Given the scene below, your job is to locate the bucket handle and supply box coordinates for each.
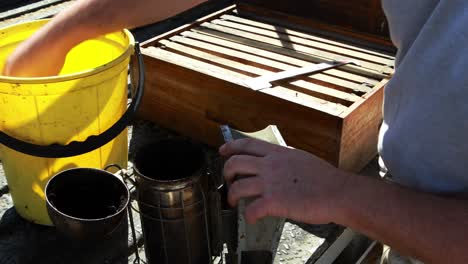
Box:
[103,164,142,264]
[0,43,145,158]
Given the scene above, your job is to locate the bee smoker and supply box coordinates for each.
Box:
[133,132,284,264]
[133,139,212,264]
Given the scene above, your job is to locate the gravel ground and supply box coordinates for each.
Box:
[275,223,326,264]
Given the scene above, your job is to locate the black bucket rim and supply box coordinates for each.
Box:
[45,167,130,223]
[133,138,206,187]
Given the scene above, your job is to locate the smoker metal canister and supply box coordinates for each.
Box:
[133,139,211,264]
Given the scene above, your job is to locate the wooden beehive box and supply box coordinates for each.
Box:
[138,3,395,172]
[236,0,392,41]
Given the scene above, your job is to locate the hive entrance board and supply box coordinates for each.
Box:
[138,4,395,172]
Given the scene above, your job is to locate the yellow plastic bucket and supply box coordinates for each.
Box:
[0,20,143,225]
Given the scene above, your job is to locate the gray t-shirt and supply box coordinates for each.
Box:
[378,0,468,193]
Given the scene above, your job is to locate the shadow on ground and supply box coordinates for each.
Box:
[0,208,128,264]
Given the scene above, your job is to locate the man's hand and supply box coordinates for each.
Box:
[220,138,468,263]
[219,138,348,225]
[3,27,70,77]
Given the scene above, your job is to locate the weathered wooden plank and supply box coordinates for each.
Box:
[220,14,394,60]
[200,21,392,74]
[235,3,396,53]
[0,1,72,28]
[193,25,390,79]
[185,30,375,93]
[0,0,66,20]
[160,39,360,105]
[143,46,348,116]
[236,0,389,38]
[244,61,353,90]
[168,36,289,72]
[140,4,236,47]
[338,79,388,172]
[143,46,247,83]
[181,31,379,86]
[168,34,371,94]
[278,80,358,106]
[213,18,393,65]
[160,39,264,76]
[264,86,348,116]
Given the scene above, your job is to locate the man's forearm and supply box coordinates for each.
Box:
[42,0,207,48]
[336,173,468,263]
[3,0,207,76]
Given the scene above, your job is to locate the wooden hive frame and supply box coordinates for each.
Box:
[138,4,395,172]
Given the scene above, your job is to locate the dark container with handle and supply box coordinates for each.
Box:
[45,168,130,240]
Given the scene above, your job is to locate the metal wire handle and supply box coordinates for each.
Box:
[0,43,145,158]
[104,164,142,264]
[106,158,217,264]
[127,180,213,264]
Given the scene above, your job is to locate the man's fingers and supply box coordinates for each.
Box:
[223,155,262,184]
[244,197,274,224]
[228,176,264,207]
[219,138,282,157]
